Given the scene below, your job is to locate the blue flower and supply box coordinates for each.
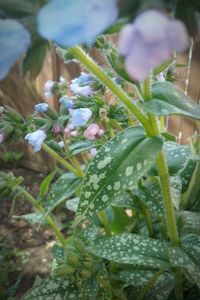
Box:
[59,96,74,109]
[71,108,92,126]
[77,73,92,85]
[37,0,118,46]
[0,19,30,81]
[25,129,47,152]
[34,103,49,113]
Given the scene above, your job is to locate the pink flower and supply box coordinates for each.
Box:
[84,123,104,140]
[84,123,99,140]
[118,10,189,81]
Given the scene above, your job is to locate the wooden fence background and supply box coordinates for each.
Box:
[0,41,200,173]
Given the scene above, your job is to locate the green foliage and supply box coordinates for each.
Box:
[74,126,163,226]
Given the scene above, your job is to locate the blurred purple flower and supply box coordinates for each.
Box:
[0,19,30,81]
[25,129,47,152]
[37,0,118,46]
[156,72,166,82]
[34,103,49,113]
[52,122,61,134]
[90,148,97,157]
[118,10,189,81]
[44,80,55,98]
[71,108,92,126]
[0,132,4,144]
[59,96,74,109]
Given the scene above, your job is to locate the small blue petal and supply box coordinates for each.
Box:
[37,0,118,46]
[71,108,92,126]
[25,129,46,152]
[0,19,30,80]
[34,103,49,113]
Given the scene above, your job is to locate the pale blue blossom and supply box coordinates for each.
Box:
[34,103,49,113]
[118,10,189,81]
[0,19,30,80]
[25,129,47,152]
[70,73,93,96]
[37,0,118,46]
[59,96,74,109]
[71,108,92,126]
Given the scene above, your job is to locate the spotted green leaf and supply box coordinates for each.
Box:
[169,247,200,289]
[116,270,157,286]
[150,141,191,176]
[43,173,81,220]
[180,158,196,192]
[22,276,83,300]
[139,272,174,300]
[142,81,200,120]
[178,211,200,235]
[86,234,170,269]
[70,140,102,155]
[74,126,163,226]
[181,234,200,268]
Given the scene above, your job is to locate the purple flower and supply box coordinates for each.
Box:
[59,96,74,109]
[84,123,100,140]
[71,108,92,126]
[0,19,30,81]
[34,103,49,113]
[118,10,189,81]
[37,0,118,46]
[25,129,47,152]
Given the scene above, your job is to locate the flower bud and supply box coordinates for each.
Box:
[59,96,74,109]
[99,108,107,120]
[34,103,49,113]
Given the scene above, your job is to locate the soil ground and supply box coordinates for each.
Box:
[0,166,56,299]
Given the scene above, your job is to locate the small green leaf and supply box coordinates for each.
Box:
[169,247,200,289]
[86,234,170,269]
[43,173,81,219]
[142,82,200,120]
[13,212,47,225]
[39,170,56,197]
[22,276,83,300]
[181,234,200,268]
[23,40,49,78]
[74,126,163,226]
[66,197,80,212]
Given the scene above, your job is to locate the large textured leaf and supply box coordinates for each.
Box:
[74,126,163,226]
[169,247,200,289]
[22,276,83,300]
[70,140,102,155]
[142,82,200,120]
[43,173,81,219]
[180,158,196,192]
[86,233,170,269]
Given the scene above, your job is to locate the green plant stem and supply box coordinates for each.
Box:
[69,46,152,136]
[63,137,85,178]
[98,211,112,236]
[110,119,123,131]
[136,269,164,300]
[142,206,154,238]
[20,188,66,246]
[42,143,81,177]
[174,267,184,300]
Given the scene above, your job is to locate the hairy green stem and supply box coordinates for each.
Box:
[20,188,66,246]
[42,143,81,177]
[98,211,112,236]
[142,206,154,238]
[69,46,152,136]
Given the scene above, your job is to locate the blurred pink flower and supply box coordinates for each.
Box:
[84,123,99,140]
[118,10,189,81]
